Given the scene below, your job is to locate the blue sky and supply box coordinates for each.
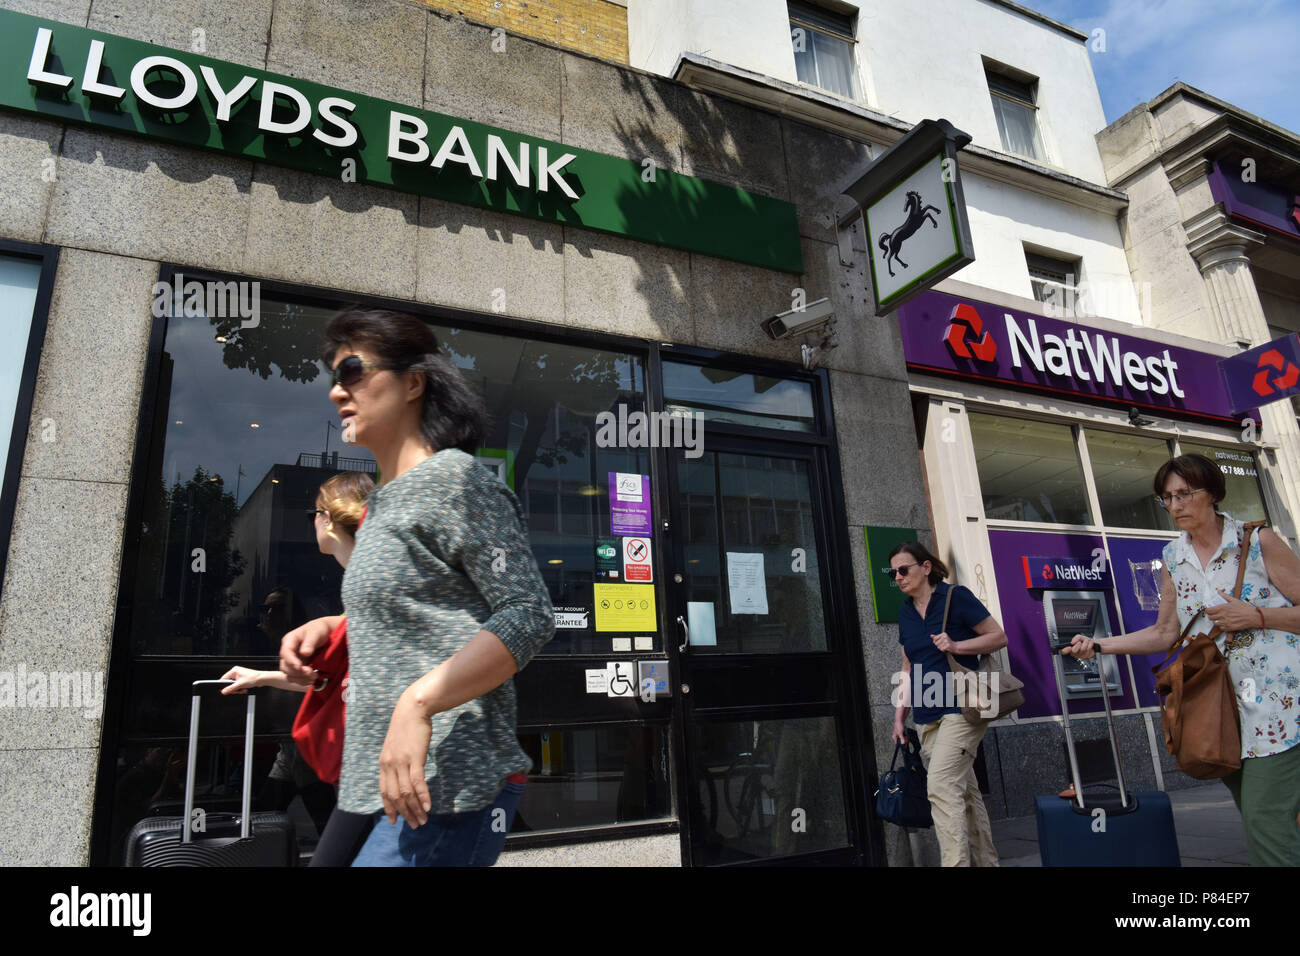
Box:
[1030,0,1300,134]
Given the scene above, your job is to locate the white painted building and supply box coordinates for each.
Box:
[629,0,1142,322]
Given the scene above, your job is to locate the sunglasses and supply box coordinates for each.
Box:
[885,564,921,579]
[306,508,328,524]
[330,355,394,388]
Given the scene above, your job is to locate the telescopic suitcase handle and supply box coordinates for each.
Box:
[1048,628,1129,812]
[183,680,260,844]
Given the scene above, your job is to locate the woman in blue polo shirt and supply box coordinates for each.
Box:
[889,541,1008,867]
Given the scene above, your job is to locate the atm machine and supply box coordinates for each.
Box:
[1041,590,1121,697]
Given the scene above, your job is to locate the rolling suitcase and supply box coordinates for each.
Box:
[1034,642,1180,866]
[124,680,298,866]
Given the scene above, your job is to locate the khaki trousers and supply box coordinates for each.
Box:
[919,713,999,867]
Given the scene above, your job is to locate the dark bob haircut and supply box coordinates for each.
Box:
[321,308,488,455]
[1152,453,1226,506]
[887,540,949,586]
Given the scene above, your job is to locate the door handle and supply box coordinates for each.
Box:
[677,615,689,653]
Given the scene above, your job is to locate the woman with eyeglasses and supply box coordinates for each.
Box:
[889,541,1007,866]
[221,470,376,866]
[889,538,1008,868]
[1063,453,1300,865]
[279,308,554,867]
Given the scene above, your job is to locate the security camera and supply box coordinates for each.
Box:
[762,297,835,340]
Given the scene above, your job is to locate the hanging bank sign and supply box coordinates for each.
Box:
[0,10,801,273]
[899,290,1254,426]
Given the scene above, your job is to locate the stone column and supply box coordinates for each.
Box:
[1187,210,1300,541]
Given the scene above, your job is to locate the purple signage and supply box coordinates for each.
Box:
[898,290,1254,425]
[1208,160,1300,241]
[608,471,652,536]
[987,529,1138,719]
[1220,332,1300,416]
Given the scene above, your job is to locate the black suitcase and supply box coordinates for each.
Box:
[124,680,298,866]
[1034,641,1181,866]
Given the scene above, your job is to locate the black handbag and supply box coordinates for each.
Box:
[875,731,933,828]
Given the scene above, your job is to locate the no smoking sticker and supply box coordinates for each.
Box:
[623,536,653,582]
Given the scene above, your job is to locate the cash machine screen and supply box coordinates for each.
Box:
[1053,600,1099,635]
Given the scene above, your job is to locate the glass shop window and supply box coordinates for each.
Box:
[1083,429,1176,532]
[1178,442,1269,523]
[444,329,650,655]
[0,251,45,590]
[969,412,1092,525]
[662,361,816,432]
[514,725,673,831]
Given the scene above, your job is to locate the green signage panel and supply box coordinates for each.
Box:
[0,10,802,273]
[864,525,918,623]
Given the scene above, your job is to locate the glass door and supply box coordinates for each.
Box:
[665,435,858,865]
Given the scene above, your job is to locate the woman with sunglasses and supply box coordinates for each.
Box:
[280,308,554,867]
[889,541,1007,866]
[1063,453,1300,865]
[221,470,377,866]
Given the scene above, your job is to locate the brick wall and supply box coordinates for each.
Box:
[415,0,629,63]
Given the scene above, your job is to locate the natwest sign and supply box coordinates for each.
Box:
[899,290,1252,426]
[1021,556,1112,589]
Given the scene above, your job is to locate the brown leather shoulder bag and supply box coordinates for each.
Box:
[1151,520,1265,779]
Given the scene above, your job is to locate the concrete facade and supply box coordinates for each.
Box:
[0,0,923,866]
[1096,83,1300,544]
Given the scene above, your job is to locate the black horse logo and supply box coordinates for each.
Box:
[878,190,942,277]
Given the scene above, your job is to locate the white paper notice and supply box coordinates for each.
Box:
[726,552,769,615]
[585,669,609,694]
[687,601,717,646]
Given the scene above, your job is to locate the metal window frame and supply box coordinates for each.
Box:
[0,239,59,596]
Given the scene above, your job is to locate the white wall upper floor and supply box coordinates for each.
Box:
[629,0,1139,322]
[630,0,1108,181]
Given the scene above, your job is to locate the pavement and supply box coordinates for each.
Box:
[992,781,1251,866]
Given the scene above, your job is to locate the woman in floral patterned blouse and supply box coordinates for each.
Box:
[1063,453,1300,865]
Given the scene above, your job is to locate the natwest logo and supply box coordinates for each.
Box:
[1253,349,1300,397]
[1005,315,1186,398]
[944,303,997,362]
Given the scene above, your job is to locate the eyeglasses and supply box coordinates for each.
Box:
[306,508,328,524]
[330,355,393,389]
[885,564,920,579]
[1154,488,1206,509]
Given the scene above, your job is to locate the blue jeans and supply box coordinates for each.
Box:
[351,780,523,867]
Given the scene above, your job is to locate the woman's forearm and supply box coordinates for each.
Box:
[954,630,1008,655]
[1096,625,1171,656]
[1257,604,1300,633]
[408,628,518,717]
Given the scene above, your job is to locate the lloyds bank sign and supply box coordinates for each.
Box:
[0,9,802,273]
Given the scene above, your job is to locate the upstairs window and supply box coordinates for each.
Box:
[1026,250,1082,313]
[790,2,858,100]
[986,65,1045,161]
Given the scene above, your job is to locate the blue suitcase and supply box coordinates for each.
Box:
[1035,643,1181,866]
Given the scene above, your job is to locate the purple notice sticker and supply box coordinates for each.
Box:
[609,472,652,536]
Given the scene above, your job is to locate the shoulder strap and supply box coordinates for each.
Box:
[940,582,978,674]
[1165,520,1266,654]
[1232,521,1266,599]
